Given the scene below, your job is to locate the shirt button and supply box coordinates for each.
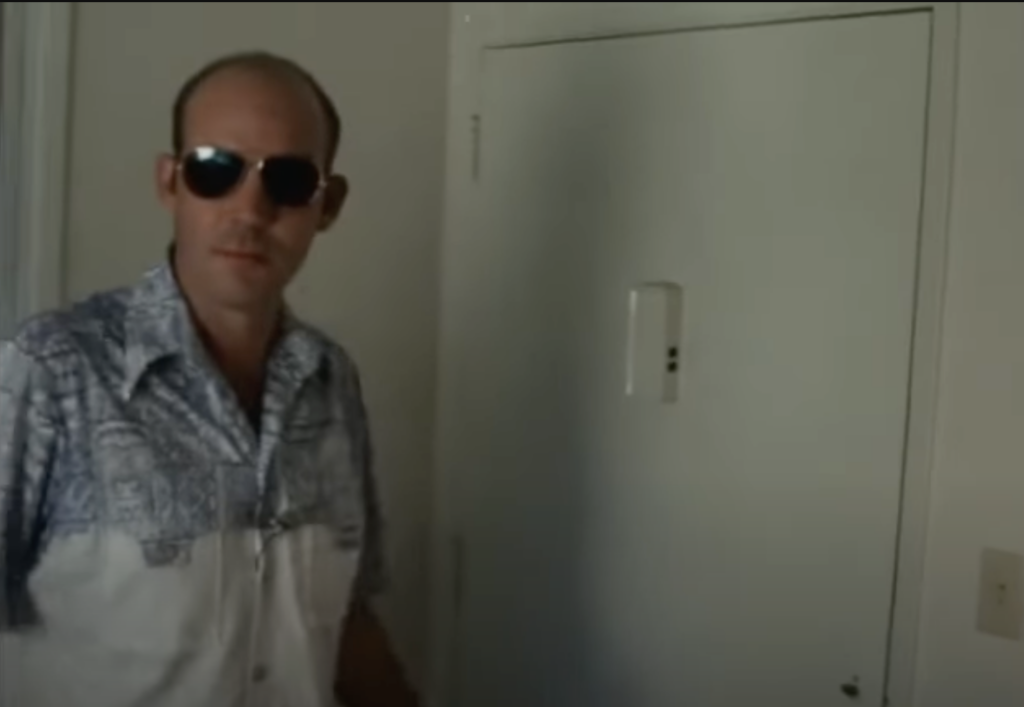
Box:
[252,665,269,683]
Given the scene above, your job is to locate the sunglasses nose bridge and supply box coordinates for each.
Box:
[231,160,278,223]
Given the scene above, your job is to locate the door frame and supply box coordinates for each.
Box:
[428,3,959,706]
[0,1,74,336]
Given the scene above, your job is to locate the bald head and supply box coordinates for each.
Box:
[156,51,350,319]
[172,52,341,167]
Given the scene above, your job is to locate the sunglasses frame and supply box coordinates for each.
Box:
[175,145,329,206]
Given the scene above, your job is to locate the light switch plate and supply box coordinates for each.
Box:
[976,548,1024,641]
[624,282,683,403]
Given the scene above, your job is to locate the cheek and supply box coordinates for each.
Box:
[176,201,225,243]
[273,213,321,260]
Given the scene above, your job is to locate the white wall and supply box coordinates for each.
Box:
[64,1,449,686]
[915,3,1024,705]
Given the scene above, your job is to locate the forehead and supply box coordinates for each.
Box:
[182,68,327,162]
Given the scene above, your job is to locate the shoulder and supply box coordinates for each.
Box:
[6,285,133,382]
[288,319,374,443]
[294,318,367,397]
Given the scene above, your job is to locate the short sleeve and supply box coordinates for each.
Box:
[344,365,387,600]
[355,441,387,599]
[0,341,60,630]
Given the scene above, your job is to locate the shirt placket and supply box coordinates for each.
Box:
[242,443,280,707]
[244,527,273,707]
[243,356,309,707]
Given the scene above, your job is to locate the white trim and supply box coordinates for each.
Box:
[476,1,941,47]
[887,5,960,707]
[424,5,489,705]
[429,4,958,707]
[0,1,73,336]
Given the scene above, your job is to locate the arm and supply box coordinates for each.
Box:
[0,340,59,630]
[335,597,420,707]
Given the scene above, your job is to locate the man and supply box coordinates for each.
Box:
[0,51,420,707]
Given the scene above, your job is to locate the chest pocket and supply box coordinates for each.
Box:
[277,421,366,630]
[93,420,225,651]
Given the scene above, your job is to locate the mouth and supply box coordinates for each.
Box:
[213,248,269,265]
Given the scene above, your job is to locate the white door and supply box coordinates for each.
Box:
[449,11,930,707]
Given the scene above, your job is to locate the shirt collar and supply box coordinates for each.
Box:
[122,258,328,400]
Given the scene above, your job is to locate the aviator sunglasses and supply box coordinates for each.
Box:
[177,146,327,207]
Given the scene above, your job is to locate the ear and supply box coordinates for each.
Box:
[156,153,179,212]
[317,175,349,232]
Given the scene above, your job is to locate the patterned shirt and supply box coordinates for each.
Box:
[0,261,384,707]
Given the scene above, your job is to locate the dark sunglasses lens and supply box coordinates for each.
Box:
[181,149,245,199]
[261,157,321,207]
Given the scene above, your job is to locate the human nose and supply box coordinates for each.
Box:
[231,167,275,226]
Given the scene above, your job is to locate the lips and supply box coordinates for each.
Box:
[214,248,268,264]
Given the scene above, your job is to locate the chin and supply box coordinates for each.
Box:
[214,286,281,313]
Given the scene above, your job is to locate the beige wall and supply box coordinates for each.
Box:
[65,1,449,685]
[915,3,1024,705]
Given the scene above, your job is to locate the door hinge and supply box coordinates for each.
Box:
[452,532,467,615]
[470,114,482,182]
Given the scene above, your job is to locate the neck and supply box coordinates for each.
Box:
[171,251,281,429]
[183,290,281,428]
[189,301,281,375]
[172,255,281,377]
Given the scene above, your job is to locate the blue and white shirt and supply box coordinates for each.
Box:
[0,261,385,707]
